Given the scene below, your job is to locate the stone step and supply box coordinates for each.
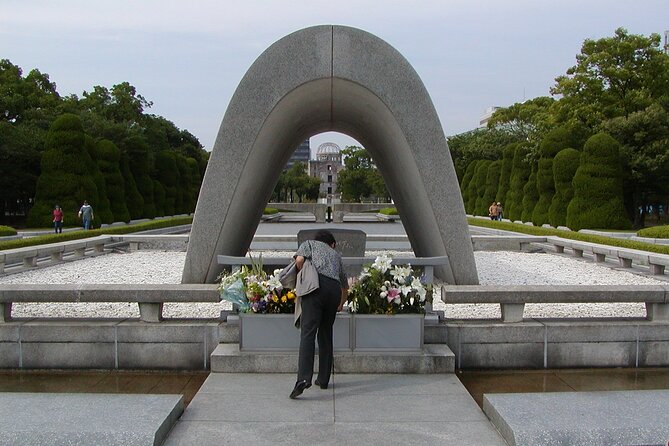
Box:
[210,343,455,374]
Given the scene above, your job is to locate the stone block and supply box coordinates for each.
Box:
[0,393,183,446]
[546,342,636,368]
[458,343,544,369]
[117,342,206,370]
[20,321,117,343]
[0,343,19,367]
[483,390,669,446]
[21,342,115,368]
[449,322,545,344]
[116,322,208,343]
[0,324,20,342]
[638,341,669,366]
[544,321,639,343]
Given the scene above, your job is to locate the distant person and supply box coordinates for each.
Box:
[78,201,94,230]
[52,205,63,234]
[496,202,503,221]
[488,201,498,220]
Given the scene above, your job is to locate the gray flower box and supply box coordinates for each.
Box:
[352,314,424,351]
[239,312,352,351]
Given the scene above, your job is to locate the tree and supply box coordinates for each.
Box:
[487,96,556,147]
[566,133,630,230]
[604,103,669,227]
[337,147,388,202]
[549,148,580,227]
[447,128,518,178]
[552,28,669,128]
[27,114,99,227]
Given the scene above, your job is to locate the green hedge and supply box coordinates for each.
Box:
[495,143,515,204]
[506,144,531,221]
[468,217,669,255]
[473,160,492,216]
[0,226,17,236]
[263,207,279,215]
[0,217,192,251]
[637,225,669,239]
[549,148,580,228]
[521,165,538,223]
[566,132,630,230]
[379,207,398,215]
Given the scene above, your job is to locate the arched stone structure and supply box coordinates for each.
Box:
[182,25,479,285]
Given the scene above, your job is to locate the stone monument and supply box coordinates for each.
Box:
[182,25,479,285]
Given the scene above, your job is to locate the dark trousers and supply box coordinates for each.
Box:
[297,274,341,385]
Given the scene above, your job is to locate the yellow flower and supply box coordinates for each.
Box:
[272,295,279,303]
[281,296,287,303]
[287,291,296,300]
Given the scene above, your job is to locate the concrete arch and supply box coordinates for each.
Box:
[182,25,478,285]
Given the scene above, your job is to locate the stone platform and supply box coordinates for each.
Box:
[210,343,455,374]
[0,393,184,445]
[483,389,669,446]
[164,373,506,445]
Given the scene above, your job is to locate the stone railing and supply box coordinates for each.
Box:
[0,236,114,274]
[0,283,219,323]
[0,234,189,274]
[217,254,450,284]
[546,236,669,275]
[440,284,669,323]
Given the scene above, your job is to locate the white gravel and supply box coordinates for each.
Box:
[1,250,664,319]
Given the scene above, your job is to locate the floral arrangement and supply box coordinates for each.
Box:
[348,253,432,314]
[218,257,296,314]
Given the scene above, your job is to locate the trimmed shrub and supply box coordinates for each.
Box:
[85,136,114,225]
[154,151,179,216]
[153,180,166,216]
[120,152,144,219]
[27,114,100,228]
[95,139,130,223]
[566,132,631,230]
[532,127,573,226]
[126,136,156,219]
[549,148,580,227]
[263,207,279,215]
[460,161,477,213]
[481,160,502,217]
[0,225,17,236]
[473,160,492,216]
[495,143,515,204]
[465,160,480,214]
[186,157,201,210]
[506,144,531,221]
[521,165,538,223]
[638,225,669,238]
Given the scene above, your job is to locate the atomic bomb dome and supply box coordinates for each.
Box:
[316,142,342,161]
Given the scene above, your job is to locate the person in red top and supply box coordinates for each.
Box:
[53,205,64,234]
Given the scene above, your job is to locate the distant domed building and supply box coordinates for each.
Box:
[309,142,344,201]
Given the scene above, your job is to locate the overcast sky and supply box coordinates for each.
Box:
[1,1,667,154]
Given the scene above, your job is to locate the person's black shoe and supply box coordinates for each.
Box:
[289,380,310,399]
[314,379,328,389]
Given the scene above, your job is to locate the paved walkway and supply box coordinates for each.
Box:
[164,373,507,445]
